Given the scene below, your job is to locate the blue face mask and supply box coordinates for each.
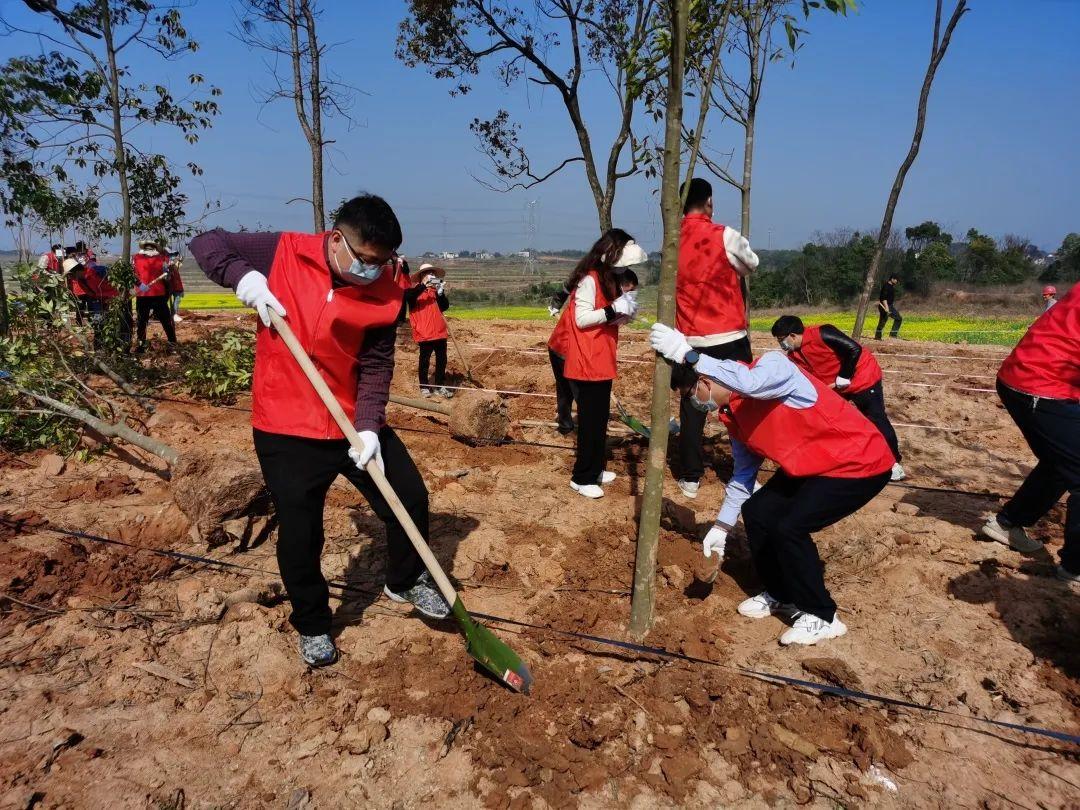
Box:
[334,232,384,285]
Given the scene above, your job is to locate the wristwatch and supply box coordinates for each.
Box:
[684,349,700,366]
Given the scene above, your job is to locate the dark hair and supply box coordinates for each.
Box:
[75,240,87,252]
[621,268,639,289]
[888,273,899,282]
[771,315,805,337]
[669,361,699,391]
[566,228,634,302]
[51,243,63,251]
[681,178,712,214]
[334,194,403,250]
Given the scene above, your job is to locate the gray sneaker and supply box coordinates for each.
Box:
[1055,565,1080,585]
[384,571,451,619]
[299,633,338,667]
[980,515,1041,553]
[437,386,454,399]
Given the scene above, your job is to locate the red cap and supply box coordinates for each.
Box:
[1042,285,1057,296]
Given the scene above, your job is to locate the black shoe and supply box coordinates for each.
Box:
[557,420,576,435]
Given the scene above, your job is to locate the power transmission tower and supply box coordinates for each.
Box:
[523,200,538,275]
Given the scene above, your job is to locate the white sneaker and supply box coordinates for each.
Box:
[173,314,183,323]
[890,463,906,481]
[597,471,617,485]
[421,388,432,398]
[737,591,793,619]
[779,613,848,646]
[980,516,1041,553]
[677,479,699,499]
[570,481,605,499]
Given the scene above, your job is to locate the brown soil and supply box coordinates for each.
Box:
[0,314,1076,809]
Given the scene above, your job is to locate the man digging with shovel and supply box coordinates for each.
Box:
[189,194,450,668]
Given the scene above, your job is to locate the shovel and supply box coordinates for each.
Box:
[613,395,651,439]
[445,319,480,387]
[267,310,532,694]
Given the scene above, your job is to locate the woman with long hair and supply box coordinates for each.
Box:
[561,228,647,498]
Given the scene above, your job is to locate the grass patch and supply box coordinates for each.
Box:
[183,292,245,310]
[449,305,552,320]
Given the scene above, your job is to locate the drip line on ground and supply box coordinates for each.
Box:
[6,520,1072,752]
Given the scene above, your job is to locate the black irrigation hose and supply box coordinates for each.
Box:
[6,521,1078,751]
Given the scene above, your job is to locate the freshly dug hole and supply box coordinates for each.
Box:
[447,390,510,442]
[171,449,274,546]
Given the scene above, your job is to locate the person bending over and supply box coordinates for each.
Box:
[189,194,450,668]
[652,323,894,646]
[771,315,904,481]
[981,283,1078,587]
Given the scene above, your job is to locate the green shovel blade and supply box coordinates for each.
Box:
[451,597,532,695]
[618,411,651,439]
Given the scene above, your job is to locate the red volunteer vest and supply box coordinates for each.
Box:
[251,232,404,440]
[133,253,169,297]
[719,361,894,479]
[563,271,618,382]
[85,266,119,300]
[64,260,92,297]
[167,264,184,293]
[675,214,747,338]
[790,326,881,395]
[409,286,449,343]
[998,283,1080,401]
[547,306,572,357]
[41,252,60,273]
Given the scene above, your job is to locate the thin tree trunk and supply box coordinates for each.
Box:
[300,0,325,231]
[0,261,8,336]
[100,1,131,265]
[628,0,688,638]
[851,0,966,339]
[10,382,179,466]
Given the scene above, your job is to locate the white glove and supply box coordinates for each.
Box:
[548,305,560,317]
[649,323,692,365]
[235,270,286,328]
[703,526,727,560]
[834,376,851,391]
[612,293,638,319]
[347,430,384,474]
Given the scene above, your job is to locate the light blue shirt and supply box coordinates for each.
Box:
[693,351,818,528]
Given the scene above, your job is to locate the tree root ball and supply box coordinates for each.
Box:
[447,390,510,442]
[171,449,274,547]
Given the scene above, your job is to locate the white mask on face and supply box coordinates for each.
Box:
[689,381,719,414]
[779,338,794,353]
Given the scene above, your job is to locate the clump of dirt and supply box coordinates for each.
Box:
[53,473,139,503]
[170,448,273,546]
[448,390,510,442]
[0,509,46,540]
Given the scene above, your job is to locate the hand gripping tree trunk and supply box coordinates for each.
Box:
[628,0,689,638]
[851,0,967,339]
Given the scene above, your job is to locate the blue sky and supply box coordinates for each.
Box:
[2,0,1078,254]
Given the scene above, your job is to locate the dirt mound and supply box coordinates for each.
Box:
[52,473,139,503]
[170,448,273,546]
[448,390,510,442]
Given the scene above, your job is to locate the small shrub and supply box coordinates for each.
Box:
[183,328,254,403]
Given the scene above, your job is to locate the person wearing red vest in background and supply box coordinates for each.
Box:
[674,178,758,500]
[132,240,177,353]
[189,195,450,669]
[562,230,647,499]
[405,263,452,398]
[771,315,905,482]
[549,268,639,436]
[981,284,1079,585]
[165,248,185,323]
[652,322,894,646]
[37,243,64,274]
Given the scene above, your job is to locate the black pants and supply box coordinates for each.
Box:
[549,349,577,430]
[253,427,428,636]
[571,379,612,485]
[678,336,753,483]
[135,295,177,345]
[875,305,902,339]
[742,469,891,622]
[997,381,1080,574]
[418,339,447,389]
[847,382,901,462]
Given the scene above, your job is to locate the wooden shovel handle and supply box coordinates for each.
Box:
[267,309,459,606]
